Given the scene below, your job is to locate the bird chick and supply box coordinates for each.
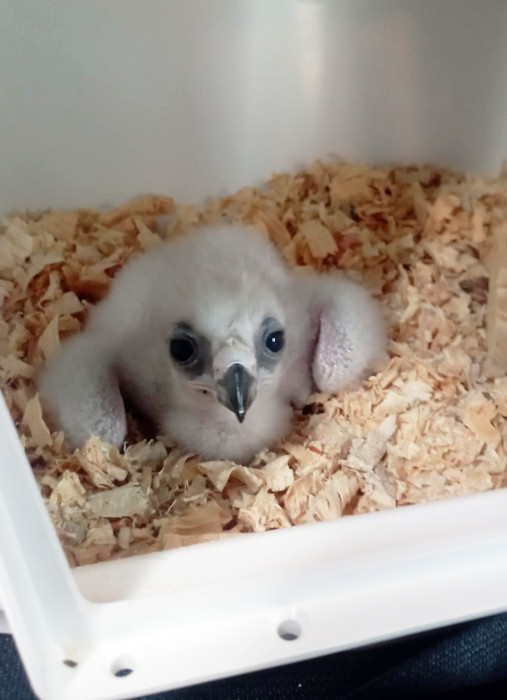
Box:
[39,224,386,463]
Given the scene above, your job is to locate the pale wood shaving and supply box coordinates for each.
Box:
[297,219,338,259]
[347,415,397,472]
[305,472,359,522]
[0,218,34,272]
[31,211,80,241]
[99,195,174,227]
[1,165,507,565]
[238,490,291,532]
[461,394,500,448]
[259,455,294,492]
[37,314,61,362]
[486,222,507,375]
[45,291,84,316]
[135,217,164,250]
[254,210,292,248]
[88,484,150,518]
[21,395,52,446]
[77,437,128,488]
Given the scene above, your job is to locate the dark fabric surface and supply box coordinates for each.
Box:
[1,612,507,700]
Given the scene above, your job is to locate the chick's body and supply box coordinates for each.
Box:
[39,225,385,463]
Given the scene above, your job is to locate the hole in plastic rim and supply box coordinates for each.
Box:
[111,654,136,678]
[63,659,78,668]
[115,668,133,678]
[277,619,302,641]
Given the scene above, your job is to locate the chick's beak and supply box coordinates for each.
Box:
[217,363,257,423]
[214,339,257,422]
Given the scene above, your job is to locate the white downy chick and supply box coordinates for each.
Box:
[39,224,386,463]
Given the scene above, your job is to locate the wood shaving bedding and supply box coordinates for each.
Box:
[1,164,507,567]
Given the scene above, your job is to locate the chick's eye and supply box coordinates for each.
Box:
[265,330,285,353]
[170,336,198,364]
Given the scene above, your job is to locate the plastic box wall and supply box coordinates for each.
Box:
[1,2,507,700]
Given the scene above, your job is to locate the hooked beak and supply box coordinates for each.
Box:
[214,338,258,422]
[216,363,257,423]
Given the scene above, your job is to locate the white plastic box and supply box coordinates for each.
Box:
[1,2,507,699]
